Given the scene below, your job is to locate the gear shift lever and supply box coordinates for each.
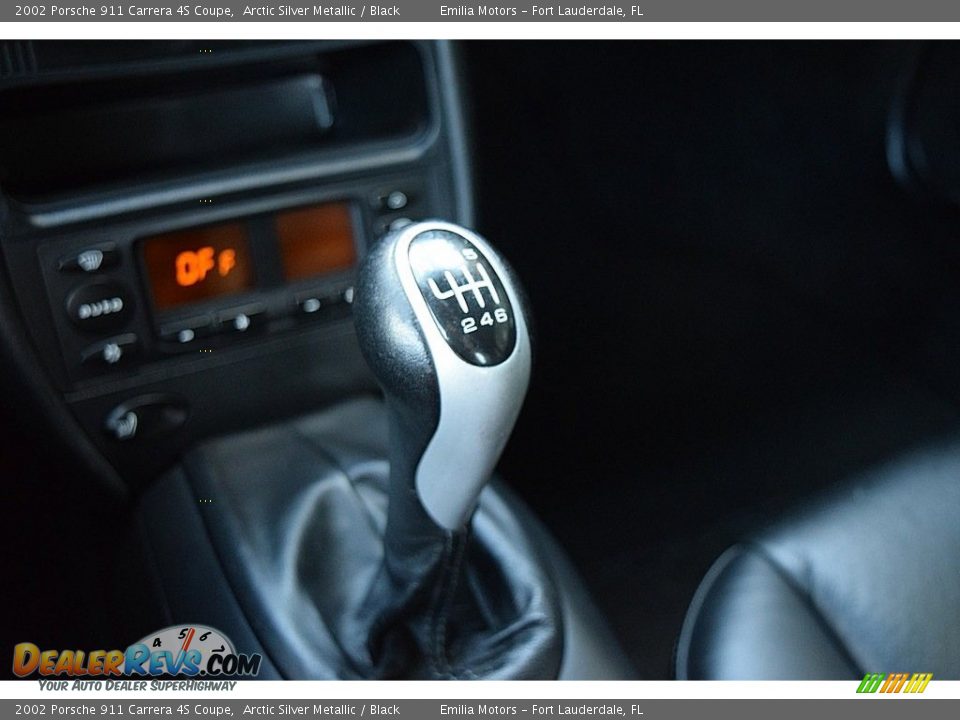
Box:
[354,220,531,530]
[151,223,628,678]
[353,220,536,674]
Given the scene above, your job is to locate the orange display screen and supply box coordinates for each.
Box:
[277,202,356,281]
[143,222,255,310]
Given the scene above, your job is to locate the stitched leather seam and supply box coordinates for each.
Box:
[429,531,469,679]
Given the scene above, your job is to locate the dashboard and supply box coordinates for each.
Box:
[0,40,472,485]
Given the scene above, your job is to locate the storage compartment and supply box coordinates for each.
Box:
[0,42,431,202]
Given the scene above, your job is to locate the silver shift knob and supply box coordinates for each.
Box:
[353,220,532,530]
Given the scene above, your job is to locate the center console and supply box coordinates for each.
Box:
[0,40,633,680]
[0,40,471,482]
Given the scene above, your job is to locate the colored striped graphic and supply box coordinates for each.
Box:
[857,672,932,694]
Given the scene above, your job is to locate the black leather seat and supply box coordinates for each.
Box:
[676,442,960,679]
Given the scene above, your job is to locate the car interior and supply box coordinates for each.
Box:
[1,40,958,680]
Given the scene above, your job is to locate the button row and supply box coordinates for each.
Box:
[159,304,266,346]
[60,253,137,373]
[157,286,353,347]
[372,185,423,236]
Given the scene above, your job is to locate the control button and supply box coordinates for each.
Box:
[104,394,188,442]
[297,287,353,316]
[159,317,213,345]
[107,409,139,440]
[376,215,420,237]
[59,245,120,273]
[297,292,326,315]
[374,189,411,212]
[217,305,265,334]
[300,296,322,314]
[65,281,132,333]
[80,333,138,368]
[389,217,414,232]
[385,191,408,211]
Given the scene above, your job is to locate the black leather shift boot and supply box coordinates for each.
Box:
[178,396,564,679]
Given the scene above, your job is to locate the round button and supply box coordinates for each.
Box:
[104,394,188,442]
[386,190,408,210]
[65,280,133,333]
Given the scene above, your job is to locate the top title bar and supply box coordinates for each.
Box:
[8,0,960,22]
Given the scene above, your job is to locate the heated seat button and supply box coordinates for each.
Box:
[104,394,188,442]
[66,281,132,332]
[81,333,138,368]
[58,245,120,273]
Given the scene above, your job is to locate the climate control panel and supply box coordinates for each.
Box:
[33,178,430,389]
